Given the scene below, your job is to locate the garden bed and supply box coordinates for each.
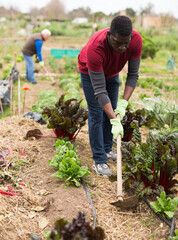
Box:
[0,114,176,239]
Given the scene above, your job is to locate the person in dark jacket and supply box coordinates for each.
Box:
[78,16,142,177]
[22,29,51,84]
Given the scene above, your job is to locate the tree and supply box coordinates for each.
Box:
[110,11,120,18]
[92,11,107,23]
[41,0,66,20]
[30,7,40,20]
[126,8,136,18]
[161,13,175,28]
[67,7,91,19]
[140,3,155,16]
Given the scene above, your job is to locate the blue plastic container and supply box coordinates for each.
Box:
[50,49,81,59]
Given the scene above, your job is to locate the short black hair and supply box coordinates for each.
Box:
[110,15,132,36]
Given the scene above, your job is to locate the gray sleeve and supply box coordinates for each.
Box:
[88,69,110,107]
[125,58,141,88]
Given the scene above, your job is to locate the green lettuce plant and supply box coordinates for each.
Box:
[150,191,178,219]
[49,138,90,187]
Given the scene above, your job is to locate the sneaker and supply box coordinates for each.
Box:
[31,81,39,84]
[92,163,112,177]
[106,150,117,162]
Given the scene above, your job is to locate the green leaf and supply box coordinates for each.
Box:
[165,211,174,219]
[73,178,81,187]
[160,191,166,202]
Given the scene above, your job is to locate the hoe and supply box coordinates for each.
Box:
[111,116,138,209]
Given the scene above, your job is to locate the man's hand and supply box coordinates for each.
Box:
[114,99,128,120]
[39,61,44,67]
[110,118,124,139]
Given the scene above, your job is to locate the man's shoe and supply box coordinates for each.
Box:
[31,81,38,84]
[106,150,117,162]
[92,163,112,177]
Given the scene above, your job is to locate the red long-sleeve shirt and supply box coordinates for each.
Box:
[78,28,142,78]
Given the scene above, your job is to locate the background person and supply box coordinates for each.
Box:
[78,15,142,177]
[22,29,51,84]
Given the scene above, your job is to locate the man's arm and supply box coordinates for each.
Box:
[123,85,134,100]
[88,70,116,119]
[123,58,141,100]
[102,102,116,119]
[35,40,43,61]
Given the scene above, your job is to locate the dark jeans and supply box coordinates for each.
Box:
[80,72,120,164]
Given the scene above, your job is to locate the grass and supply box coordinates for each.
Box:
[139,66,169,74]
[140,214,156,227]
[0,106,10,119]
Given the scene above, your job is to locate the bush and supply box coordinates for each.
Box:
[140,32,158,59]
[3,54,12,63]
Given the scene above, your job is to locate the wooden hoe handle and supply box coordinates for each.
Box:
[42,66,56,84]
[116,115,123,199]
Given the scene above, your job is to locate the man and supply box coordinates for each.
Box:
[78,16,142,177]
[22,29,51,84]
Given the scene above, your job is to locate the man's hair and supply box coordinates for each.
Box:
[41,29,51,36]
[110,15,132,36]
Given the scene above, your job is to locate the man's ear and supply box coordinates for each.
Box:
[107,30,111,38]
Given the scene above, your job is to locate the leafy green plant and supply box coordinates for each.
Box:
[63,55,76,73]
[48,55,58,72]
[149,191,178,219]
[1,64,12,79]
[44,212,105,240]
[59,74,82,100]
[53,157,90,187]
[140,32,158,59]
[135,98,178,129]
[153,87,163,97]
[121,108,154,142]
[31,90,58,114]
[122,129,178,196]
[42,94,88,140]
[139,93,150,100]
[49,138,90,187]
[16,55,24,62]
[140,81,152,89]
[3,54,12,63]
[49,139,81,169]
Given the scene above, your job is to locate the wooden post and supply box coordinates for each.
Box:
[23,90,26,114]
[10,79,13,116]
[0,99,3,115]
[13,100,16,115]
[22,83,29,114]
[18,75,21,115]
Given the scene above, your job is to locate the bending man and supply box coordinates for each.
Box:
[78,16,142,177]
[22,29,51,84]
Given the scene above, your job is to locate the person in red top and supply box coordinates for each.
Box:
[78,15,142,177]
